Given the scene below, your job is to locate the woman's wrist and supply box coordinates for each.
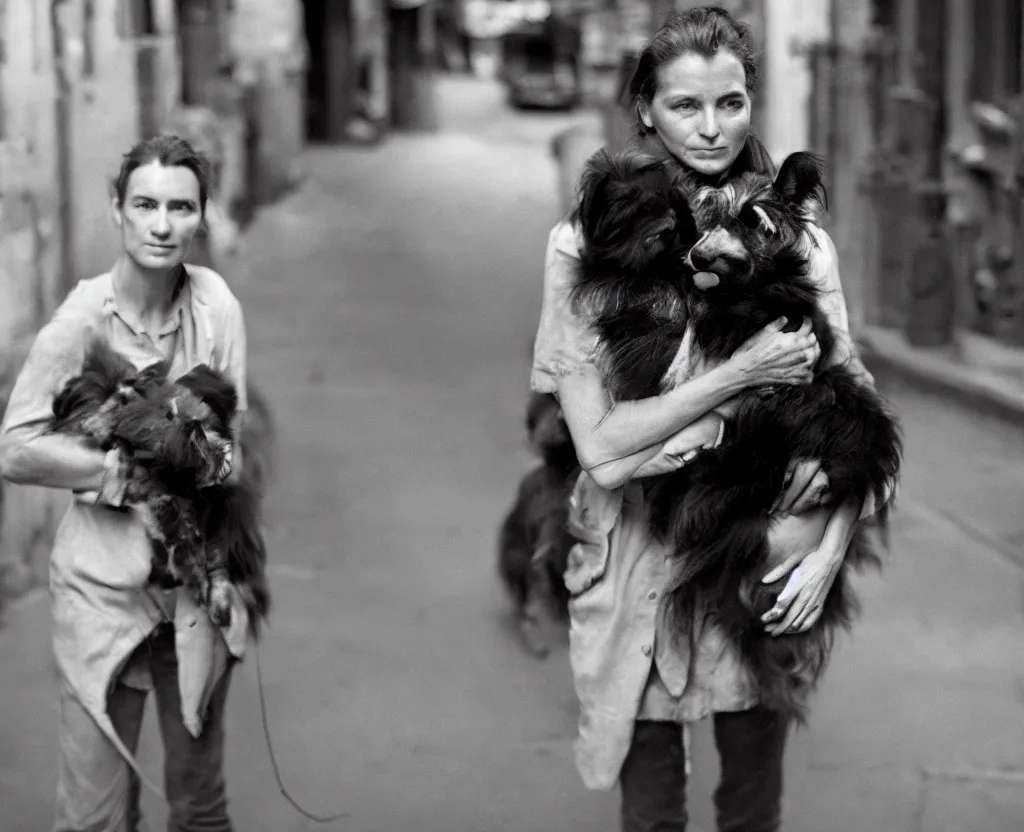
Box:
[819,498,861,563]
[699,361,749,403]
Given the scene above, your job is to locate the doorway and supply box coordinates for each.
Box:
[302,0,356,141]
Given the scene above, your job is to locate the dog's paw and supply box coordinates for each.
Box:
[207,573,233,628]
[517,613,553,659]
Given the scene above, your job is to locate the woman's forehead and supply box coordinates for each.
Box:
[125,162,201,200]
[655,51,747,98]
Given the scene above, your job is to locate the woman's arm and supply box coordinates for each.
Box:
[585,410,727,485]
[810,226,875,386]
[761,497,861,636]
[0,310,112,494]
[535,221,818,491]
[556,361,746,490]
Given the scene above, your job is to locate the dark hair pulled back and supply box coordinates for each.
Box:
[627,6,773,177]
[629,6,758,137]
[112,134,211,216]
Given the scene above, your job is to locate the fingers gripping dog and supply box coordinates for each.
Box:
[50,339,271,637]
[571,149,903,721]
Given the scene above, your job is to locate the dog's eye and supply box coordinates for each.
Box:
[738,205,762,230]
[739,204,777,236]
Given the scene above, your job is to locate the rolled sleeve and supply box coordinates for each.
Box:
[805,225,875,387]
[530,221,602,394]
[218,298,248,415]
[0,289,96,476]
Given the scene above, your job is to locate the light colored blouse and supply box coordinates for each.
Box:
[532,218,883,791]
[0,265,250,766]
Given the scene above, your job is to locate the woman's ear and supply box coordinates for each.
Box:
[638,100,654,131]
[111,197,123,228]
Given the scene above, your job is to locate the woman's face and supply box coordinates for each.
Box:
[639,50,751,177]
[113,162,203,271]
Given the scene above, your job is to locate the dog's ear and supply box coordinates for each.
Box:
[573,149,617,240]
[774,152,828,213]
[135,360,171,394]
[670,179,700,246]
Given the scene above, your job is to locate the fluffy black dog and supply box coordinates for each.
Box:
[571,148,902,720]
[50,338,272,637]
[497,391,579,657]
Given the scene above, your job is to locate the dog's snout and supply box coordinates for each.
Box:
[688,228,751,278]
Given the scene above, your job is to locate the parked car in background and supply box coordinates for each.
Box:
[500,13,583,110]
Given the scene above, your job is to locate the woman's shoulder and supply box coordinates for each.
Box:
[51,274,112,331]
[548,217,583,260]
[184,264,242,313]
[802,223,841,290]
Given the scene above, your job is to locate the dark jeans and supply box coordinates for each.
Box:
[620,711,788,832]
[54,624,234,832]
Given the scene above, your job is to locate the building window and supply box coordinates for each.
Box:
[971,0,1022,107]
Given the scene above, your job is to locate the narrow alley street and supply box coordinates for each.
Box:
[1,77,1022,832]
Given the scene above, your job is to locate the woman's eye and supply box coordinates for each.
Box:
[723,99,744,111]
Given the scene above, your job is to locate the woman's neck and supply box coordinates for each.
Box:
[111,256,183,332]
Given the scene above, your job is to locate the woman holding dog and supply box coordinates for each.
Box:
[0,135,248,831]
[532,6,888,831]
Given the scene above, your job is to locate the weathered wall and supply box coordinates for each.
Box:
[0,0,184,602]
[56,0,181,282]
[0,0,71,601]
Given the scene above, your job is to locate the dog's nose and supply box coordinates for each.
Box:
[689,247,715,272]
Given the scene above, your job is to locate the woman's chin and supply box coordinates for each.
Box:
[131,250,184,271]
[679,154,732,177]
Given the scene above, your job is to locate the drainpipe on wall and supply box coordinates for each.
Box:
[50,0,75,300]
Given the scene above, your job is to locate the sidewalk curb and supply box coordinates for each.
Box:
[858,327,1024,430]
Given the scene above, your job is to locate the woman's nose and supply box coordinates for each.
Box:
[698,108,720,140]
[151,210,171,238]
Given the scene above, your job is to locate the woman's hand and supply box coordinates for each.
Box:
[760,498,863,636]
[729,317,820,389]
[760,545,843,636]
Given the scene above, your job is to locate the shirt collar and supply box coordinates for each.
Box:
[103,265,189,338]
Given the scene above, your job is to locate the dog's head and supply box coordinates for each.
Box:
[686,152,827,295]
[574,149,698,283]
[175,364,239,437]
[52,340,170,445]
[111,373,234,485]
[525,391,576,470]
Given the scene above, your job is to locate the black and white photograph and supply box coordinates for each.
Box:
[0,0,1022,830]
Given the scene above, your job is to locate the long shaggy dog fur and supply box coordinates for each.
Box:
[497,391,579,657]
[50,339,273,638]
[571,148,903,721]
